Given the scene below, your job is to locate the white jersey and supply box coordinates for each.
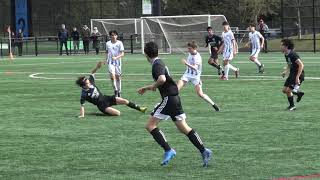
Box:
[184,52,202,78]
[222,30,235,53]
[249,31,263,49]
[106,40,124,66]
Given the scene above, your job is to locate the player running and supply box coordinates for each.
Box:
[76,62,147,117]
[205,26,224,76]
[177,41,220,111]
[138,41,212,167]
[280,39,305,111]
[218,21,239,80]
[105,30,124,97]
[246,23,265,73]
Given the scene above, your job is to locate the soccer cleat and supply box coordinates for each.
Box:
[258,64,265,74]
[140,107,147,113]
[287,105,296,111]
[212,104,220,111]
[201,148,212,167]
[297,92,304,102]
[220,76,228,81]
[235,68,240,78]
[161,149,176,166]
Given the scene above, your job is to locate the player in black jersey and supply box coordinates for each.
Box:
[76,62,147,117]
[138,41,212,167]
[205,26,224,75]
[280,39,305,111]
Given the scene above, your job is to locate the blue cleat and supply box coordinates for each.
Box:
[161,149,176,166]
[201,148,212,167]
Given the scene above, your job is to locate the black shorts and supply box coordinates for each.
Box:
[151,95,186,121]
[210,50,219,59]
[284,74,304,89]
[97,95,117,114]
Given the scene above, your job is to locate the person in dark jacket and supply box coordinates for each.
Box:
[81,25,91,54]
[58,24,69,55]
[91,27,101,55]
[71,27,80,54]
[16,29,24,56]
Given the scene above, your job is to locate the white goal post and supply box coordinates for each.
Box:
[90,15,227,54]
[141,14,227,54]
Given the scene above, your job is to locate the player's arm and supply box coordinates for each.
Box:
[295,59,304,84]
[182,58,198,70]
[281,65,290,78]
[79,98,85,118]
[217,42,224,54]
[259,33,265,48]
[232,39,238,54]
[91,61,104,74]
[112,51,124,60]
[138,75,165,95]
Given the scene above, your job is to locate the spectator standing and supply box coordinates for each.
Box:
[58,24,69,55]
[16,29,24,56]
[91,27,101,55]
[71,27,80,54]
[257,19,269,53]
[81,25,91,54]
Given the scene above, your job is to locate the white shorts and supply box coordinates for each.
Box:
[181,74,201,86]
[223,51,234,61]
[108,64,121,76]
[250,48,260,58]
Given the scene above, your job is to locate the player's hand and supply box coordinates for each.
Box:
[137,87,146,95]
[295,78,300,85]
[181,59,187,65]
[281,72,286,78]
[112,56,117,60]
[213,47,218,51]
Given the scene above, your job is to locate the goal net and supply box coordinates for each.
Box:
[141,15,227,54]
[90,18,142,52]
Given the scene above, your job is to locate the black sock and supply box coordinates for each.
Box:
[292,91,298,96]
[127,101,141,111]
[187,129,205,153]
[150,128,171,152]
[288,96,294,106]
[210,63,220,70]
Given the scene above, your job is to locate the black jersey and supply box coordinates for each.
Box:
[152,59,179,98]
[205,34,223,51]
[285,51,304,76]
[80,75,104,105]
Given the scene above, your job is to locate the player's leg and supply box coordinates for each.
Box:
[177,79,187,91]
[250,49,264,73]
[115,65,122,97]
[282,86,295,110]
[174,119,212,167]
[194,83,220,111]
[108,65,118,96]
[146,116,175,165]
[104,107,121,116]
[115,97,147,113]
[222,59,230,80]
[59,41,63,55]
[64,41,69,55]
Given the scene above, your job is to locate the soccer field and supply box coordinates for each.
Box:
[0,52,320,180]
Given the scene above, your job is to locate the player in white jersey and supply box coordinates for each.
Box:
[245,23,265,73]
[218,21,239,80]
[177,41,220,111]
[105,30,124,97]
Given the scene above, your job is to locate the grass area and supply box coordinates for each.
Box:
[0,52,320,180]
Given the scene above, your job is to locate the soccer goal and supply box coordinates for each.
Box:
[90,18,142,53]
[141,14,227,54]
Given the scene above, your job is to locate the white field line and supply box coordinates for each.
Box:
[28,72,320,81]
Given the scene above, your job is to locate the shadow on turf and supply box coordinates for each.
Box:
[87,112,113,116]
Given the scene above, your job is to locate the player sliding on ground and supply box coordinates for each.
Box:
[177,41,220,111]
[137,41,212,167]
[218,21,239,80]
[245,23,265,73]
[280,39,305,111]
[76,62,147,117]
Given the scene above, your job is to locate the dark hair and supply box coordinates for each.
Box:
[207,26,212,31]
[222,21,229,26]
[144,41,158,58]
[76,76,86,87]
[281,39,294,50]
[249,23,256,27]
[109,30,118,36]
[187,41,198,49]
